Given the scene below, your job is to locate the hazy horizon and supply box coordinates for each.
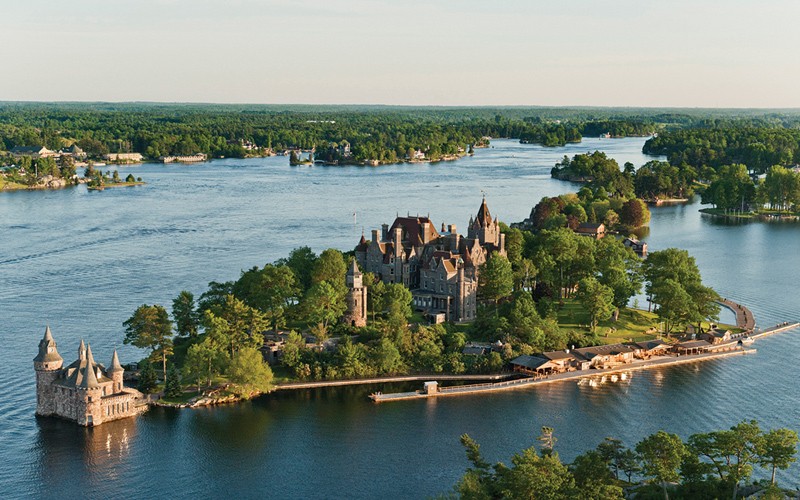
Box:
[3,0,800,108]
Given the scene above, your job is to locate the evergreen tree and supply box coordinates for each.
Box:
[137,362,158,393]
[164,364,182,398]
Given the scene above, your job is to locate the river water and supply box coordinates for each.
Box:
[1,138,798,497]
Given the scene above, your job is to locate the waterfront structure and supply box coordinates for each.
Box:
[623,237,647,256]
[342,259,368,327]
[33,327,146,426]
[104,152,144,163]
[160,153,207,163]
[574,222,606,239]
[355,198,506,322]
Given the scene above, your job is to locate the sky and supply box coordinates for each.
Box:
[1,0,799,107]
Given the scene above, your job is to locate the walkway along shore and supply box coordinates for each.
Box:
[369,349,760,403]
[717,298,755,330]
[274,374,514,391]
[369,319,800,403]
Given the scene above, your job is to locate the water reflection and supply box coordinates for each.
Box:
[34,416,137,493]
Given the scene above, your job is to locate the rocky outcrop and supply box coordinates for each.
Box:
[32,175,68,189]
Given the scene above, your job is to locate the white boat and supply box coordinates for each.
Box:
[740,336,755,346]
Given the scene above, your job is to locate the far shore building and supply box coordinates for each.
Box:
[104,152,144,163]
[10,145,57,159]
[355,198,506,322]
[34,326,146,426]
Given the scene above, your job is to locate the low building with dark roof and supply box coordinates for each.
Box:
[34,327,146,426]
[10,145,56,158]
[574,222,606,239]
[674,339,712,355]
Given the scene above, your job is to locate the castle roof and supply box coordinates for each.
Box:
[79,345,101,389]
[108,350,124,373]
[33,325,63,364]
[60,341,109,390]
[347,258,361,277]
[355,234,369,252]
[474,197,493,228]
[389,216,440,247]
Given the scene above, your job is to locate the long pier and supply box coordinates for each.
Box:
[369,349,758,402]
[369,321,800,403]
[275,373,514,391]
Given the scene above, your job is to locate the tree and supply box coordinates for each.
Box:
[619,198,650,228]
[538,426,557,456]
[183,338,227,389]
[311,248,347,290]
[278,246,317,293]
[164,364,182,398]
[209,295,269,357]
[570,450,623,499]
[280,330,307,374]
[644,248,719,332]
[303,281,346,338]
[172,290,200,338]
[123,304,174,380]
[497,447,576,499]
[371,337,405,375]
[478,253,513,315]
[234,264,299,331]
[596,437,625,480]
[636,430,685,499]
[137,362,158,393]
[227,346,274,396]
[383,282,413,321]
[759,428,798,485]
[576,277,615,332]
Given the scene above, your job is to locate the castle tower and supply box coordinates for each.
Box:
[342,259,368,327]
[77,344,103,426]
[33,326,63,416]
[107,350,124,393]
[468,197,505,255]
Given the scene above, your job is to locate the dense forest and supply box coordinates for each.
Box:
[643,124,800,174]
[3,102,798,164]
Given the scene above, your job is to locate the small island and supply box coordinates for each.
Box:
[1,149,145,192]
[91,197,796,412]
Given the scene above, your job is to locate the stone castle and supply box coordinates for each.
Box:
[34,326,146,426]
[355,198,506,322]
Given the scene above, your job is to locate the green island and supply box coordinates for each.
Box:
[1,153,144,192]
[448,421,799,499]
[120,193,736,406]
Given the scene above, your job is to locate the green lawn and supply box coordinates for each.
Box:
[160,390,201,405]
[556,299,742,343]
[557,299,662,343]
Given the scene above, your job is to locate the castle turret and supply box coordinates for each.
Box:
[107,350,124,393]
[342,259,367,327]
[34,326,63,416]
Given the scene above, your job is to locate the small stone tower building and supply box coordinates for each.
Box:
[33,326,145,426]
[33,326,64,416]
[342,259,368,327]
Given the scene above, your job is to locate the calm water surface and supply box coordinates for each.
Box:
[2,138,799,497]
